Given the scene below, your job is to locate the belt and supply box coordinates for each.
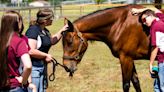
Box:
[32,60,44,67]
[158,61,164,64]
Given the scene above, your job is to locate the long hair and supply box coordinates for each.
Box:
[0,10,23,88]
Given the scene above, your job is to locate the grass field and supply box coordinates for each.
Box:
[16,4,158,92]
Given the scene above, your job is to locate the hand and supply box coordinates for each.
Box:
[149,64,154,74]
[61,24,69,32]
[131,8,141,15]
[15,76,23,84]
[29,83,37,92]
[45,54,53,63]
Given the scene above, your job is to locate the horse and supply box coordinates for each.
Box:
[61,4,163,92]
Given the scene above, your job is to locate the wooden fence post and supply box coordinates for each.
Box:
[28,9,31,25]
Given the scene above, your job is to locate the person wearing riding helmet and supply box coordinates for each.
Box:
[25,8,68,92]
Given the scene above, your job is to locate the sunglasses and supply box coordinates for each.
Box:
[142,15,149,24]
[46,16,54,21]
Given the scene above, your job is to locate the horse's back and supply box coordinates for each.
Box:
[110,4,150,59]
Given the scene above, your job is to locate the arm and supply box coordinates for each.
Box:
[28,39,52,63]
[149,47,158,73]
[28,39,47,59]
[27,73,32,84]
[51,24,68,45]
[28,83,37,92]
[16,54,32,84]
[131,7,162,15]
[28,74,37,92]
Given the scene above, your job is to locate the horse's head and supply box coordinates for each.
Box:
[62,19,88,76]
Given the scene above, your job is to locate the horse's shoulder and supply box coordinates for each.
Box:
[160,9,164,13]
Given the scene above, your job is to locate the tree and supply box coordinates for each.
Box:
[154,0,162,9]
[48,0,61,5]
[94,0,106,4]
[0,0,10,3]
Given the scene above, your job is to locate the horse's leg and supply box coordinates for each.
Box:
[120,53,134,92]
[131,64,141,92]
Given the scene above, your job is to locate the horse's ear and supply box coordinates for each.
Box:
[64,17,67,25]
[64,18,74,32]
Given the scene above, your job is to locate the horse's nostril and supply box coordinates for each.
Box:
[69,68,77,77]
[74,68,77,72]
[70,67,77,73]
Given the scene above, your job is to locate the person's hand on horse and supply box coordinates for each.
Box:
[61,24,69,32]
[131,8,142,15]
[45,54,53,63]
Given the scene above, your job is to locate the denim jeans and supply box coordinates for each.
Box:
[28,66,47,92]
[154,63,164,92]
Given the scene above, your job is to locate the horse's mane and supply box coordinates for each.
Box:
[73,4,146,24]
[74,5,132,23]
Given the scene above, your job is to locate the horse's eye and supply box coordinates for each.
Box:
[67,41,72,44]
[61,31,67,36]
[67,37,73,45]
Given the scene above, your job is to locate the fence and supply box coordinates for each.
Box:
[0,6,60,24]
[56,3,164,18]
[0,3,163,25]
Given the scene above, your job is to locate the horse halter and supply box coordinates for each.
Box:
[63,26,87,61]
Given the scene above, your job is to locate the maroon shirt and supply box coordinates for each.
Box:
[21,35,30,50]
[7,32,29,88]
[150,13,164,63]
[156,13,164,21]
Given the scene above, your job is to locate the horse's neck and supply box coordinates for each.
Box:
[74,13,117,41]
[75,23,109,41]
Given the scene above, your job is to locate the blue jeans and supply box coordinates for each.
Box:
[154,63,164,92]
[28,66,47,92]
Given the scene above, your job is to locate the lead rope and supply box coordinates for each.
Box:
[48,57,67,81]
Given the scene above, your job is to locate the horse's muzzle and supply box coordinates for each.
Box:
[64,65,77,77]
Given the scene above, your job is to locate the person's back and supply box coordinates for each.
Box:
[7,32,29,89]
[0,10,32,91]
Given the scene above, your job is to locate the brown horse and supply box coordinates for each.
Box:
[62,4,162,92]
